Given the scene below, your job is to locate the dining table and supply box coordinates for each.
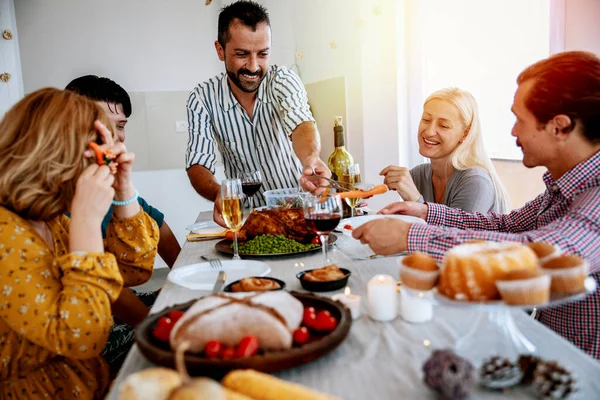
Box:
[106,211,600,400]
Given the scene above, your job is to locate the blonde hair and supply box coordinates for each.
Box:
[424,88,509,212]
[0,88,115,221]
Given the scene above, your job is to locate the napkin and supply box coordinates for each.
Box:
[186,226,229,241]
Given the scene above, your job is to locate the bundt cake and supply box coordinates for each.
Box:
[439,241,539,301]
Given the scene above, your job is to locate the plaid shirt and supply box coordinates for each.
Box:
[408,150,600,359]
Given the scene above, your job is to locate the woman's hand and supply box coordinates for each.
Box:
[379,165,421,201]
[379,201,429,220]
[71,164,115,224]
[69,164,115,253]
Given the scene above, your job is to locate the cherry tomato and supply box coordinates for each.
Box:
[343,224,353,231]
[152,316,173,342]
[293,327,310,345]
[311,236,320,245]
[302,307,317,328]
[204,340,222,359]
[236,335,260,358]
[168,310,185,324]
[312,310,338,332]
[220,347,236,359]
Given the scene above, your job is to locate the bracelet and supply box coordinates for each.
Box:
[112,189,139,206]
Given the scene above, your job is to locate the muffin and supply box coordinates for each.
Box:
[527,242,562,264]
[542,255,588,294]
[399,252,440,290]
[495,269,550,305]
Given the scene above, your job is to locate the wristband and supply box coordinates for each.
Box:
[112,189,139,206]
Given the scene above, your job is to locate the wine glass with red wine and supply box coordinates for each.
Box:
[240,170,262,209]
[303,193,343,265]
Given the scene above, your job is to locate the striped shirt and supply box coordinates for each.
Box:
[185,65,315,206]
[407,150,600,359]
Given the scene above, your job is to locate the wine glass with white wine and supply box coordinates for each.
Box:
[221,178,244,260]
[342,163,361,218]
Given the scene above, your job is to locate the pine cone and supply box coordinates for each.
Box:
[533,361,578,399]
[422,349,475,400]
[479,355,523,390]
[518,354,540,384]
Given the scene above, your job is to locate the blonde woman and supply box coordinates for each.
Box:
[381,87,508,213]
[0,88,158,399]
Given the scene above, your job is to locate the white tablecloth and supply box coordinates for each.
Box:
[107,212,600,399]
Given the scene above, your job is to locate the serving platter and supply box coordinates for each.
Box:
[135,291,352,379]
[215,234,338,257]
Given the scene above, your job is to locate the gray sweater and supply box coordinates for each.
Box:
[409,164,502,213]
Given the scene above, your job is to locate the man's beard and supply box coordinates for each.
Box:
[226,67,265,93]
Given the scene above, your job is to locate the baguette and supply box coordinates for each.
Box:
[223,370,340,400]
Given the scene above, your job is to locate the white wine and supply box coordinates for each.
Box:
[341,173,361,208]
[222,197,243,230]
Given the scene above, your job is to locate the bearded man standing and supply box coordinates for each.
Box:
[185,0,330,225]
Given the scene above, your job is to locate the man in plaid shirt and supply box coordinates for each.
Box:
[354,51,600,359]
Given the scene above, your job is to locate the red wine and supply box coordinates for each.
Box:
[305,214,341,233]
[242,181,262,196]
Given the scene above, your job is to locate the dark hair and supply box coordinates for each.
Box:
[218,0,270,48]
[65,75,132,117]
[517,51,600,143]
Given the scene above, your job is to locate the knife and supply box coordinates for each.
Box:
[212,270,226,294]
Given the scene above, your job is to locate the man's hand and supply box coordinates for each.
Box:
[379,165,421,201]
[379,201,429,221]
[352,219,411,255]
[299,156,331,193]
[213,191,227,227]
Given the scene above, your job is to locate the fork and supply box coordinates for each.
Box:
[201,255,223,270]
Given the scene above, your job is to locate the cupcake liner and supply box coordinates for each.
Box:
[496,275,550,305]
[542,262,588,294]
[399,263,440,291]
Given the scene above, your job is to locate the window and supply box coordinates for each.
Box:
[405,0,556,161]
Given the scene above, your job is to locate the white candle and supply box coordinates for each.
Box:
[332,286,361,320]
[367,274,397,321]
[400,287,433,323]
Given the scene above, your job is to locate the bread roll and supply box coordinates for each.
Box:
[119,367,182,400]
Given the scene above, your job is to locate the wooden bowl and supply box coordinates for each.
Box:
[296,268,352,292]
[135,292,352,379]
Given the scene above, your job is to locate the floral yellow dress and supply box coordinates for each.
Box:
[0,206,158,399]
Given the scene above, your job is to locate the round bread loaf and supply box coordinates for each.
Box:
[439,241,539,301]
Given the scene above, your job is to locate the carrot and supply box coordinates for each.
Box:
[337,184,388,200]
[88,142,118,173]
[88,142,105,165]
[225,230,235,241]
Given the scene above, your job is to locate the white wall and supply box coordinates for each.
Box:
[565,0,600,55]
[15,0,222,92]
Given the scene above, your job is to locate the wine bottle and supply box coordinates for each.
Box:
[327,116,354,181]
[327,116,355,217]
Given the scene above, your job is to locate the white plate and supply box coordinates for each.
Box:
[167,260,271,290]
[338,214,426,231]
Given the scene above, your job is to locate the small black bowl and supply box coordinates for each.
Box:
[296,268,351,292]
[222,276,286,293]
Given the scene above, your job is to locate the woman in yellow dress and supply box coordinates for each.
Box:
[0,88,159,399]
